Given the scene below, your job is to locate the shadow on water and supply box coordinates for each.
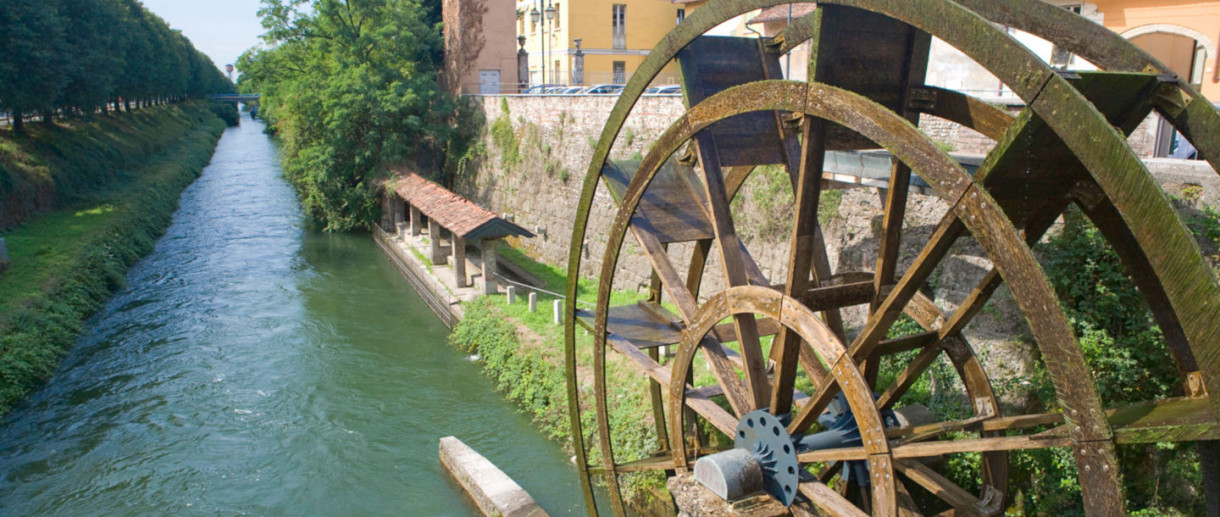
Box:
[0,119,585,515]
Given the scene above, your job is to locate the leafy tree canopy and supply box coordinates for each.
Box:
[238,0,449,231]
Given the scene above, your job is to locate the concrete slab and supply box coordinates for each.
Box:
[439,436,548,517]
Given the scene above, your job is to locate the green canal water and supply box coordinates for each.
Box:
[0,118,586,515]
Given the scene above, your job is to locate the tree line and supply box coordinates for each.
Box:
[0,0,234,132]
[237,0,466,232]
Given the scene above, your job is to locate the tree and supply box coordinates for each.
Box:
[242,0,451,231]
[0,0,69,131]
[57,0,126,115]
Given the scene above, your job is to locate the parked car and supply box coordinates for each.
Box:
[645,85,682,95]
[522,84,562,95]
[584,84,625,95]
[558,86,586,94]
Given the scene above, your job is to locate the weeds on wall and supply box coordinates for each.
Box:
[489,98,521,169]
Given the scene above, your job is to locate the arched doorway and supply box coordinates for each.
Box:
[1125,24,1213,156]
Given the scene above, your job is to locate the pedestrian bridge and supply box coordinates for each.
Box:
[207,93,260,103]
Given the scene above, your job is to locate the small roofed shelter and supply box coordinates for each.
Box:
[385,172,533,294]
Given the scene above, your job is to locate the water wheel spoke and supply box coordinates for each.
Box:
[696,142,770,411]
[818,459,845,484]
[894,459,989,515]
[896,479,926,517]
[875,330,939,355]
[850,210,966,360]
[788,370,838,435]
[799,480,870,517]
[605,333,740,436]
[701,335,754,418]
[873,161,912,313]
[772,118,830,414]
[877,344,942,409]
[789,211,966,434]
[887,414,993,445]
[629,218,701,319]
[937,199,1068,339]
[798,433,1074,464]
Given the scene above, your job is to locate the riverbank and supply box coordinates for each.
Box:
[444,247,674,512]
[0,102,226,416]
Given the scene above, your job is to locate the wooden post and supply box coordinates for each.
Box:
[482,238,499,295]
[410,205,422,237]
[454,237,467,288]
[381,193,393,230]
[429,220,447,265]
[392,195,405,236]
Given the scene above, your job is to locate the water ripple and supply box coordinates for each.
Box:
[0,120,584,516]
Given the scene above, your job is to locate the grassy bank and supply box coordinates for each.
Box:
[448,246,670,508]
[0,103,227,230]
[0,102,225,416]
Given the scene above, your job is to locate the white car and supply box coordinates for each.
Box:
[583,84,625,95]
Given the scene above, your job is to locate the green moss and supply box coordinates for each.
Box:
[0,102,225,416]
[489,98,521,168]
[818,188,843,226]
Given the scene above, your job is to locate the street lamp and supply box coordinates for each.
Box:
[530,7,543,84]
[544,2,556,84]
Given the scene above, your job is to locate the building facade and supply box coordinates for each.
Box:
[443,0,521,95]
[516,0,709,87]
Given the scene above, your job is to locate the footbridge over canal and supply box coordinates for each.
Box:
[207,93,260,103]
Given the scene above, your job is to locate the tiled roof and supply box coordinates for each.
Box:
[749,4,817,24]
[389,171,533,241]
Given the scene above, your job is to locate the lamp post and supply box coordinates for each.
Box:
[544,1,556,84]
[573,38,584,86]
[530,6,542,84]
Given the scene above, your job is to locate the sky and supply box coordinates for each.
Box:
[140,0,267,76]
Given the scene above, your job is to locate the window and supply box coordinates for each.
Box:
[553,4,561,29]
[518,12,524,35]
[677,9,685,25]
[613,61,626,84]
[612,4,626,50]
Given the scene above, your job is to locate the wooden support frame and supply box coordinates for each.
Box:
[561,1,1220,514]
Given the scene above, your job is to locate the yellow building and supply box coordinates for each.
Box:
[516,0,708,87]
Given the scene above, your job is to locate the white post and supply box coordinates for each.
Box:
[553,299,562,325]
[528,292,538,313]
[507,285,516,304]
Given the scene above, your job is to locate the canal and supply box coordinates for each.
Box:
[0,118,585,515]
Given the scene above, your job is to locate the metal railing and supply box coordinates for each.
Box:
[495,274,595,308]
[460,72,682,96]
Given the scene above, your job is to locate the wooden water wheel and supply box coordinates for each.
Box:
[561,1,1220,515]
